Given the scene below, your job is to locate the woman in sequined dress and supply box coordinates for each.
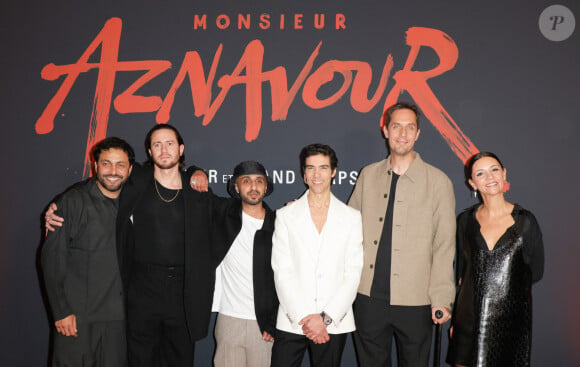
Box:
[447,152,544,367]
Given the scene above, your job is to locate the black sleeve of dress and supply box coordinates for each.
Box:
[522,211,544,283]
[455,211,468,286]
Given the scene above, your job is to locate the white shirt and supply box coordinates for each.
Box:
[212,211,264,319]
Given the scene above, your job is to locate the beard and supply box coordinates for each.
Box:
[153,155,180,170]
[240,190,265,206]
[96,174,126,193]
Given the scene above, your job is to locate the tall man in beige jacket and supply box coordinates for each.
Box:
[349,102,456,367]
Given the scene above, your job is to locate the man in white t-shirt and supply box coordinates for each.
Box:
[210,161,279,367]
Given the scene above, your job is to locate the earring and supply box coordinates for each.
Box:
[471,190,478,199]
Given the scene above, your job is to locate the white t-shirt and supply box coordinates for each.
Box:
[212,211,264,319]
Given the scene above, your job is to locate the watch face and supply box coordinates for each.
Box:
[323,315,332,325]
[321,312,332,325]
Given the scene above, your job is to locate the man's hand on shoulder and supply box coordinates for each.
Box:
[45,202,64,233]
[189,170,209,192]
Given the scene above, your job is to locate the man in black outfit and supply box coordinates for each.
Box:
[116,124,227,367]
[41,137,134,367]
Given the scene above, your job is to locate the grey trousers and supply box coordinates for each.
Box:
[214,313,273,367]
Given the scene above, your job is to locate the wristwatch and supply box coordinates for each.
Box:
[320,311,333,325]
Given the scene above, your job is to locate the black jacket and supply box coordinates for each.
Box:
[42,179,124,323]
[211,198,279,336]
[116,164,230,341]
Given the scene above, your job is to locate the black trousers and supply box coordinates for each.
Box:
[127,263,194,367]
[52,320,126,367]
[353,293,432,367]
[271,329,346,367]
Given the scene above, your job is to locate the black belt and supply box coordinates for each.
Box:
[134,262,184,277]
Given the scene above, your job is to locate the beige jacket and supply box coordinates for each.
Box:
[348,153,456,309]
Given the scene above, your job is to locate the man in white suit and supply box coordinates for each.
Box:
[271,143,364,367]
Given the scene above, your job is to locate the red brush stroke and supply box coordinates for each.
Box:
[36,18,480,179]
[383,27,479,164]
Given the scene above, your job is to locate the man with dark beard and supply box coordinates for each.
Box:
[208,161,278,367]
[41,137,134,367]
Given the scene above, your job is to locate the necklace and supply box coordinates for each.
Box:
[154,179,181,203]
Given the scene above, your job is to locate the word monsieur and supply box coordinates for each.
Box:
[193,13,346,30]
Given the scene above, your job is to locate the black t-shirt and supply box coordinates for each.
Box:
[370,172,400,302]
[133,180,186,266]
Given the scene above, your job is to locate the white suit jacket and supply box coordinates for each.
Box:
[271,190,363,335]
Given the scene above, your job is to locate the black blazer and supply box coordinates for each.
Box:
[116,164,230,341]
[211,198,279,336]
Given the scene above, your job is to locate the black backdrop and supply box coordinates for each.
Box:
[1,1,579,365]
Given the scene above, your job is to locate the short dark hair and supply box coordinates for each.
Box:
[299,143,338,176]
[382,102,420,129]
[144,124,185,166]
[465,151,505,181]
[91,137,135,166]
